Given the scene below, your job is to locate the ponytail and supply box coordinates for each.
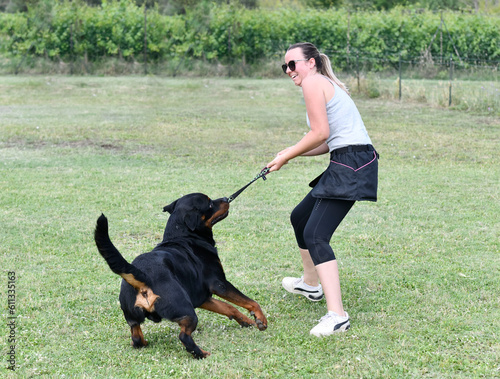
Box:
[319,53,350,96]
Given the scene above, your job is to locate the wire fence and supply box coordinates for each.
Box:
[325,50,498,108]
[4,48,497,114]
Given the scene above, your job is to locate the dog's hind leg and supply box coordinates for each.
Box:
[213,281,268,331]
[176,315,210,359]
[130,324,148,348]
[200,297,256,328]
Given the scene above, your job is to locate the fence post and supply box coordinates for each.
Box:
[356,52,360,93]
[70,23,74,75]
[440,11,443,64]
[449,54,453,106]
[143,3,148,75]
[399,52,402,101]
[227,25,232,77]
[346,11,350,66]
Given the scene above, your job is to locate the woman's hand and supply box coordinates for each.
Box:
[266,146,293,172]
[267,153,289,172]
[277,146,294,156]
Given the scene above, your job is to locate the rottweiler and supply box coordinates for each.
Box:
[94,193,267,359]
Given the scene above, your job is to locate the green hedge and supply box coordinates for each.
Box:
[0,1,498,70]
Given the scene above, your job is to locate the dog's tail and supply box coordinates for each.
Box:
[94,214,159,312]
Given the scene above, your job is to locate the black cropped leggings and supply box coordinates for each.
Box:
[291,191,354,265]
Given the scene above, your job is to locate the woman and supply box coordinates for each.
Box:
[266,42,378,337]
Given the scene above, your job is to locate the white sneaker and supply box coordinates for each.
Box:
[310,311,350,337]
[282,276,324,302]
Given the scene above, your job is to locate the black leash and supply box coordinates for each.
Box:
[228,167,270,203]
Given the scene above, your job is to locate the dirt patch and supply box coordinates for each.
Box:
[1,138,123,151]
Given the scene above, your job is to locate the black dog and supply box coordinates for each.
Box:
[94,193,267,359]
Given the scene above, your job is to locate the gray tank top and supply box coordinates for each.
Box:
[306,77,372,152]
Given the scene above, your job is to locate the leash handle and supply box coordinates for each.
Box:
[228,167,270,203]
[257,167,270,181]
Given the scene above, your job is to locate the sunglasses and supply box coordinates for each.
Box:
[281,59,309,74]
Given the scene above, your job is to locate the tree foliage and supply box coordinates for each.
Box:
[0,0,498,69]
[2,0,499,13]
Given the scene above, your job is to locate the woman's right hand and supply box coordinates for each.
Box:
[267,147,292,172]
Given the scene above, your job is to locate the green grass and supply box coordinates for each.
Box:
[352,76,499,115]
[1,76,499,378]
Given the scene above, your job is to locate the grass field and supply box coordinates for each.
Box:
[1,76,499,378]
[351,76,499,115]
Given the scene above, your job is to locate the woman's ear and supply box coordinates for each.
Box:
[309,57,317,69]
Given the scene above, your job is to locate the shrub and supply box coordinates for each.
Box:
[0,2,498,70]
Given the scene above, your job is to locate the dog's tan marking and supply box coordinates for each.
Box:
[204,203,229,228]
[120,273,145,289]
[131,324,148,347]
[121,273,160,312]
[135,287,160,312]
[200,298,256,327]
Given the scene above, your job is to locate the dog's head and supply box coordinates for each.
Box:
[163,193,230,237]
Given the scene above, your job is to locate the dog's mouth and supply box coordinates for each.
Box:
[211,210,229,225]
[206,201,230,227]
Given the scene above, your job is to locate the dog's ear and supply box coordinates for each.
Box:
[184,213,198,231]
[163,200,177,214]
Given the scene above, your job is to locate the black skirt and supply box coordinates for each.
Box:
[309,145,379,202]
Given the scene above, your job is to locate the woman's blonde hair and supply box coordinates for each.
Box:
[288,42,349,95]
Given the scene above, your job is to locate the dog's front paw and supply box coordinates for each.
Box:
[255,318,267,331]
[250,311,268,331]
